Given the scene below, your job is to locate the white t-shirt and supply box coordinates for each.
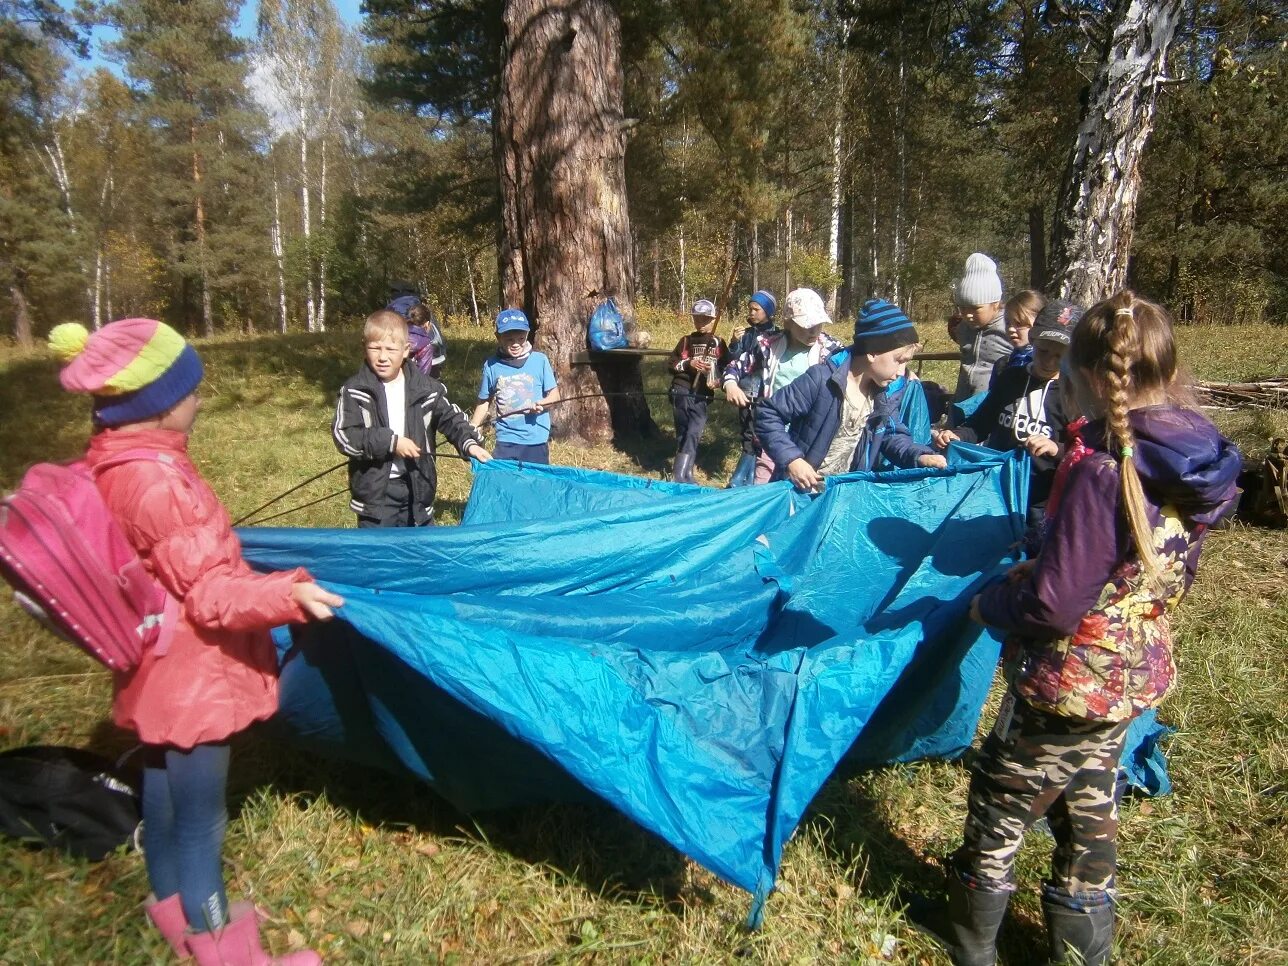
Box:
[817,377,874,476]
[382,371,407,477]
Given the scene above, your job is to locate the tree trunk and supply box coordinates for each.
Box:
[189,115,213,337]
[272,178,288,333]
[651,237,660,304]
[677,223,687,311]
[838,184,854,320]
[465,253,481,326]
[496,0,652,441]
[784,205,793,294]
[827,54,844,315]
[1028,204,1047,289]
[317,133,329,332]
[10,277,34,346]
[1047,0,1183,305]
[751,221,759,293]
[299,127,317,332]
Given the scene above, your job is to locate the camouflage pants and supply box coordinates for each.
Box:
[952,690,1130,899]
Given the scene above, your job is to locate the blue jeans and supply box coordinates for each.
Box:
[142,743,230,932]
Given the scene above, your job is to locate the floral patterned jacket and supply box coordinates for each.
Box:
[977,406,1241,722]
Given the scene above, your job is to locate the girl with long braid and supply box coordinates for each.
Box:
[909,292,1242,966]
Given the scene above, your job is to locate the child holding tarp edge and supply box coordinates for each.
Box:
[908,292,1241,966]
[47,319,341,964]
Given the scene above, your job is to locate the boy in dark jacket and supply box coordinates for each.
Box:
[668,299,730,484]
[934,300,1082,506]
[756,299,945,491]
[333,309,490,527]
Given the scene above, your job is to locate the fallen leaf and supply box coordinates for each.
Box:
[346,919,370,939]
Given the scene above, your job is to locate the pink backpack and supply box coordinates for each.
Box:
[0,451,190,672]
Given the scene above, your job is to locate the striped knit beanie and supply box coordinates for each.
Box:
[749,290,777,319]
[49,318,204,427]
[853,299,919,355]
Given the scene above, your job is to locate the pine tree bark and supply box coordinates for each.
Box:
[496,0,653,442]
[1047,0,1183,305]
[9,277,34,346]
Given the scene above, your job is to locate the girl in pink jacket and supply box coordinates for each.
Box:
[50,318,343,965]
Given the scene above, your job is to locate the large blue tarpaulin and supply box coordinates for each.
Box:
[241,447,1040,914]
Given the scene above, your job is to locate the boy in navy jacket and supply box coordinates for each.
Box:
[757,299,945,490]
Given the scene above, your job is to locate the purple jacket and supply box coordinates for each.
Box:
[978,406,1240,721]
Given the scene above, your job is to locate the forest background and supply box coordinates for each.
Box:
[2,0,1285,344]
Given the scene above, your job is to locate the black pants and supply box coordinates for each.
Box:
[670,386,710,458]
[737,402,760,456]
[356,474,429,528]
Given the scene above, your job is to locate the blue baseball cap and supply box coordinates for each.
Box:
[495,308,531,333]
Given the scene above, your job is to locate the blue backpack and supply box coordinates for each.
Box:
[588,299,627,351]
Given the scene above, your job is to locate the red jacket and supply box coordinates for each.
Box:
[86,428,312,748]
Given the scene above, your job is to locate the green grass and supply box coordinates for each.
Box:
[0,320,1286,964]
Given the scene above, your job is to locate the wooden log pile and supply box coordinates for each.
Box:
[1195,378,1288,411]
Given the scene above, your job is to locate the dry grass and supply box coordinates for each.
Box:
[0,321,1285,964]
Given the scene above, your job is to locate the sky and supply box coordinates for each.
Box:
[79,0,364,74]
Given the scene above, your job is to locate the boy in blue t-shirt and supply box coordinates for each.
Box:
[471,308,560,463]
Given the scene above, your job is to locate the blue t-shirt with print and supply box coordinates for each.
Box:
[478,351,558,445]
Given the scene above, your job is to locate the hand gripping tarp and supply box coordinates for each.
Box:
[241,450,1031,919]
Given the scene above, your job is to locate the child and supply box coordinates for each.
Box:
[908,292,1241,966]
[952,253,1013,401]
[334,309,490,527]
[387,295,447,379]
[668,299,730,483]
[990,288,1047,388]
[471,308,560,464]
[722,290,779,485]
[933,299,1082,540]
[724,288,844,485]
[756,298,947,490]
[47,318,343,964]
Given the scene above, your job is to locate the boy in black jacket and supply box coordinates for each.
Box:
[668,298,730,484]
[933,300,1083,532]
[333,309,490,527]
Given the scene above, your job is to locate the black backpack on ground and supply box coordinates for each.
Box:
[0,745,141,860]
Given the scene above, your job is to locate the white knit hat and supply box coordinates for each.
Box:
[954,253,1003,306]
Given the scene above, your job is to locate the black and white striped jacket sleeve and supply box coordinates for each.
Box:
[332,383,396,460]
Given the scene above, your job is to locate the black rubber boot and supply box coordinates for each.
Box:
[673,451,695,484]
[1042,891,1114,966]
[906,876,1009,966]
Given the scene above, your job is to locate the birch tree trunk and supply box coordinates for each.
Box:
[465,253,481,326]
[317,132,329,332]
[299,121,317,332]
[1047,0,1184,305]
[42,132,94,322]
[496,0,652,441]
[272,178,289,333]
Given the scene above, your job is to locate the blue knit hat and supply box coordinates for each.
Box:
[852,299,920,355]
[749,290,777,319]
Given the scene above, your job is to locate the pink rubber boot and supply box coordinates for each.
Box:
[183,904,321,966]
[145,893,190,959]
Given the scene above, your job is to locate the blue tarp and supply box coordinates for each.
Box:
[243,447,1034,914]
